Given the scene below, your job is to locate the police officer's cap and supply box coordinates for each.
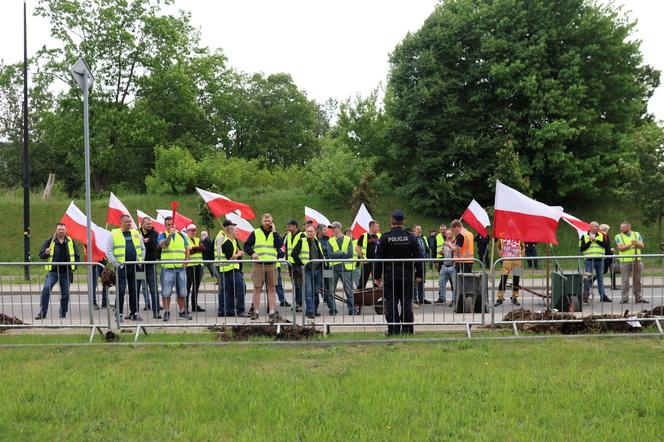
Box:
[391,210,405,222]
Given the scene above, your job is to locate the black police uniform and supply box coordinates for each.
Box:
[375,224,424,335]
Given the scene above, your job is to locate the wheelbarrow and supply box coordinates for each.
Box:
[331,286,384,315]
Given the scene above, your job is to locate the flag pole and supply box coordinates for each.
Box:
[22,0,31,280]
[546,243,551,310]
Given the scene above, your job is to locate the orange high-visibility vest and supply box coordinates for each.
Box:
[459,229,474,263]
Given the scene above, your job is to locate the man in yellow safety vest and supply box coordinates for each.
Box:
[107,214,145,321]
[579,221,611,303]
[615,221,648,304]
[35,222,80,320]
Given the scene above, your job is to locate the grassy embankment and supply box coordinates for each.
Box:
[0,337,661,440]
[2,187,659,265]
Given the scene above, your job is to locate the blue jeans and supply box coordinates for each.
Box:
[304,267,323,316]
[161,267,187,298]
[352,268,360,289]
[438,265,456,302]
[415,276,426,303]
[332,267,353,314]
[137,263,158,312]
[584,259,605,299]
[221,269,245,315]
[39,271,71,316]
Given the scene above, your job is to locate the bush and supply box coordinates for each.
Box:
[145,145,201,194]
[306,137,373,205]
[146,145,309,195]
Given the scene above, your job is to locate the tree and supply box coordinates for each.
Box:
[489,139,530,194]
[306,136,370,206]
[622,122,664,241]
[229,73,321,166]
[335,89,391,159]
[386,0,660,215]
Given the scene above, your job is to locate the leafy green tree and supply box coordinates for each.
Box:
[145,145,200,194]
[386,0,660,215]
[622,122,664,241]
[229,73,321,166]
[489,139,530,194]
[307,137,372,206]
[335,89,390,159]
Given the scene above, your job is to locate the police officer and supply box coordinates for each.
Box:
[375,210,424,335]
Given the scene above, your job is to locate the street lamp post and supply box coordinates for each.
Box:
[69,58,95,324]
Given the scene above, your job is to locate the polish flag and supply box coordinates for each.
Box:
[561,212,591,238]
[107,192,136,228]
[461,199,490,237]
[350,203,374,240]
[60,201,111,262]
[156,209,193,231]
[225,211,254,242]
[304,206,334,237]
[493,181,564,244]
[136,210,166,234]
[196,187,255,220]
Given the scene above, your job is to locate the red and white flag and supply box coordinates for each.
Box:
[304,206,334,236]
[225,211,254,242]
[461,199,490,237]
[156,209,193,231]
[196,187,255,220]
[136,210,166,234]
[561,212,591,238]
[60,201,111,262]
[350,203,374,240]
[493,181,564,244]
[107,192,136,228]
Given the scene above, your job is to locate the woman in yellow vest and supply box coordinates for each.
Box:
[292,225,326,319]
[218,221,246,317]
[185,224,207,313]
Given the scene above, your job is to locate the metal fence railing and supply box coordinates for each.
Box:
[490,254,664,335]
[1,254,662,341]
[0,262,108,340]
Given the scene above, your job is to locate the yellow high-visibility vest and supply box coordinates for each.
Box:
[111,228,143,263]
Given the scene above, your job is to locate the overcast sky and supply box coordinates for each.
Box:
[1,0,662,120]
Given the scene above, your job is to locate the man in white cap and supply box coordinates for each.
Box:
[185,224,207,313]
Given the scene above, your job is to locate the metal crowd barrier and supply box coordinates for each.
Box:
[0,262,109,340]
[491,254,664,335]
[2,254,662,341]
[108,257,487,339]
[305,258,487,335]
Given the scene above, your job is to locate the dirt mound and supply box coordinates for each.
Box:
[499,307,663,334]
[104,331,120,342]
[0,313,24,332]
[214,324,322,341]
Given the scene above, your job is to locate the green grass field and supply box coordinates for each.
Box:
[2,187,661,264]
[0,336,662,440]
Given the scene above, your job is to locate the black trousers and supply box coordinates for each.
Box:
[360,262,378,289]
[186,265,203,310]
[117,264,138,316]
[383,277,414,335]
